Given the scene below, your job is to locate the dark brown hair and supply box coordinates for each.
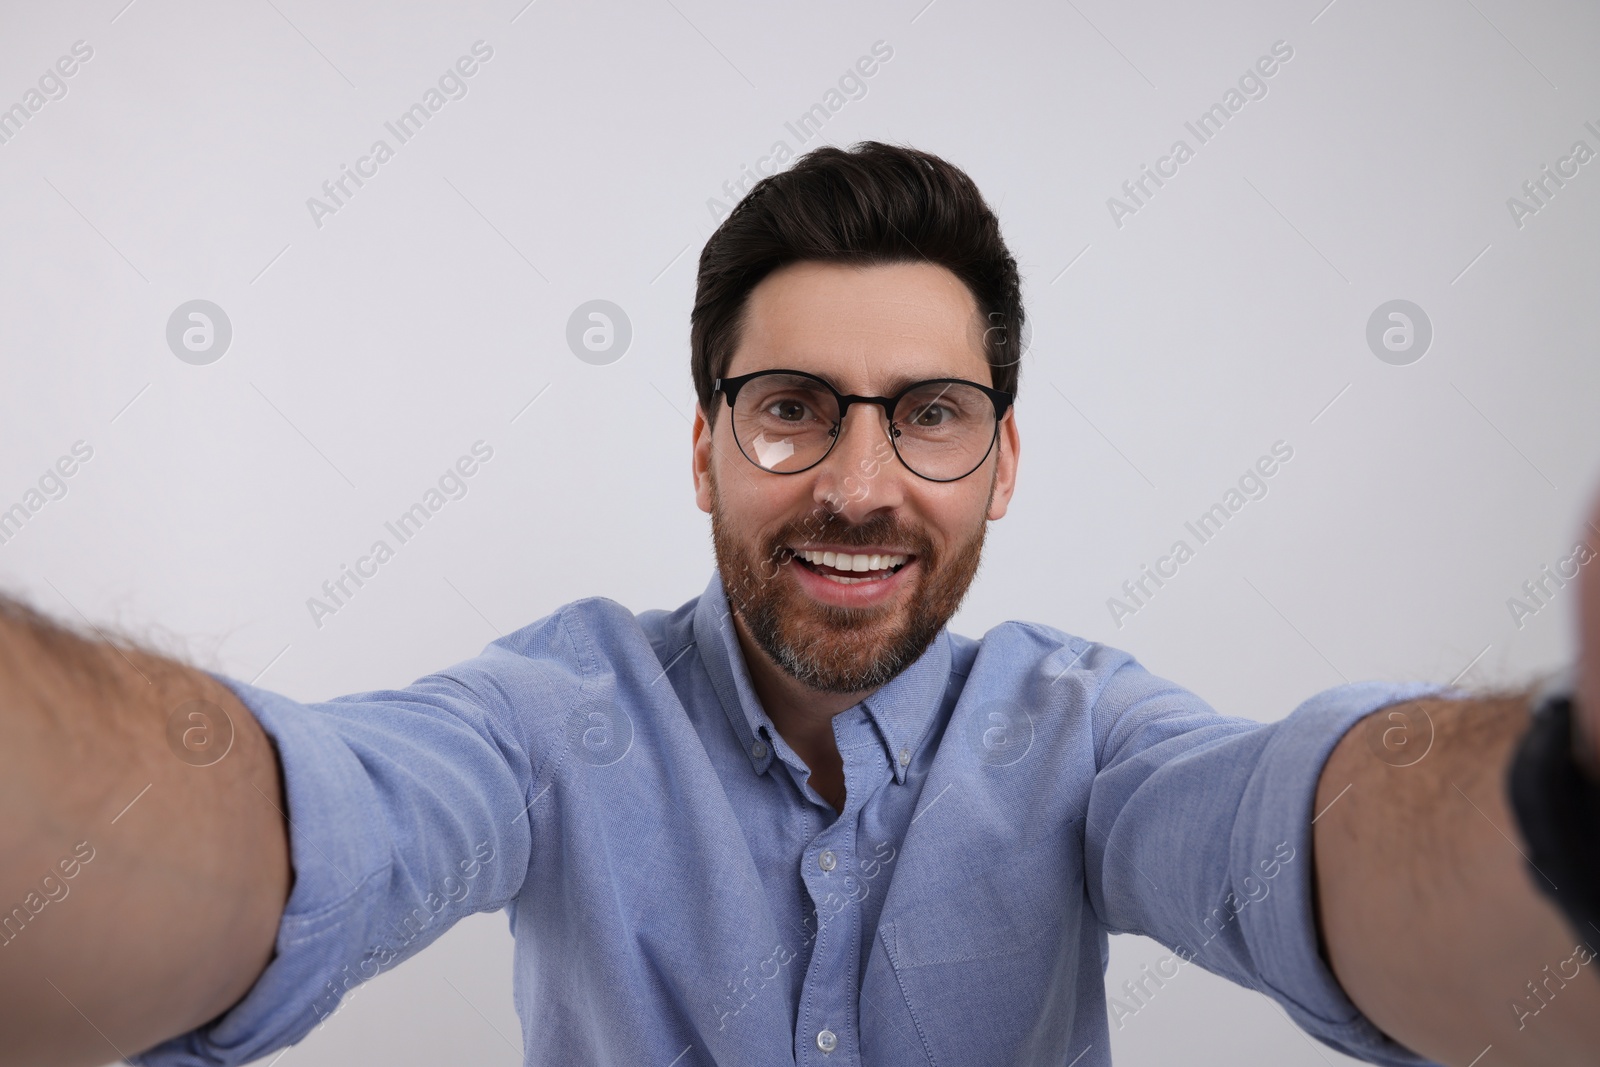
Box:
[690,141,1024,417]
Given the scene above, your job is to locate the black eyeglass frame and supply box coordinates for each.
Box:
[713,368,1016,484]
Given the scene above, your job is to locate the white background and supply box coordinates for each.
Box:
[2,0,1598,1063]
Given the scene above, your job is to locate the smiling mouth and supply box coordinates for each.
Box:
[790,548,912,585]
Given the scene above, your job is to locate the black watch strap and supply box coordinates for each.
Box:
[1507,681,1600,943]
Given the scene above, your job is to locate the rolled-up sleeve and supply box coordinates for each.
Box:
[130,617,582,1066]
[1083,661,1446,1067]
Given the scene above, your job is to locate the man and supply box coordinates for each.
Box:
[2,142,1598,1067]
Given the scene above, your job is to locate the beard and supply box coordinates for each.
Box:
[708,468,989,694]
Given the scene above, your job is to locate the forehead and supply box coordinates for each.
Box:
[726,261,990,392]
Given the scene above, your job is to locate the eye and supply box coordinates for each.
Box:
[908,403,951,427]
[766,398,810,421]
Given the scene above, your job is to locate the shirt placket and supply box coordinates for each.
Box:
[794,707,887,1065]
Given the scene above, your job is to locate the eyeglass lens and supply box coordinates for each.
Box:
[729,372,998,481]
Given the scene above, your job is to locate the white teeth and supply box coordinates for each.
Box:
[794,548,908,573]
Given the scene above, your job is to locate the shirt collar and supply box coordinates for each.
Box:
[692,569,951,785]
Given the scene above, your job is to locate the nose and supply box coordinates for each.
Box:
[811,403,903,522]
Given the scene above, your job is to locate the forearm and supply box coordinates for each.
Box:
[0,596,290,1067]
[1315,693,1600,1066]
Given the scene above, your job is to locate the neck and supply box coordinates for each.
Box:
[731,610,871,731]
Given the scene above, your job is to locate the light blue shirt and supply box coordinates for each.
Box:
[133,572,1440,1066]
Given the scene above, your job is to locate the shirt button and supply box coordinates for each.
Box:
[751,739,767,759]
[897,747,911,767]
[818,850,837,872]
[816,1028,837,1053]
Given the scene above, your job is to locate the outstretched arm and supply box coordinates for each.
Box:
[1315,493,1600,1066]
[0,596,290,1067]
[1314,691,1600,1065]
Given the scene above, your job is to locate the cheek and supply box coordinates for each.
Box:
[906,488,987,557]
[926,481,988,525]
[712,450,809,531]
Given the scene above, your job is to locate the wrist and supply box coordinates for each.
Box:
[1506,677,1600,943]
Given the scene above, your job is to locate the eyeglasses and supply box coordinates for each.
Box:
[713,369,1014,483]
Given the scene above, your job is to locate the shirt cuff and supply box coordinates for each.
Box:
[1233,680,1452,1067]
[129,674,393,1066]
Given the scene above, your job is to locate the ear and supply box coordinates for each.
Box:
[693,404,713,515]
[985,408,1021,521]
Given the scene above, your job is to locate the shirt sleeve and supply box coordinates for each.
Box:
[128,612,584,1066]
[1081,654,1448,1067]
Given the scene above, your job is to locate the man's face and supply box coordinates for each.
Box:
[691,261,1021,694]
